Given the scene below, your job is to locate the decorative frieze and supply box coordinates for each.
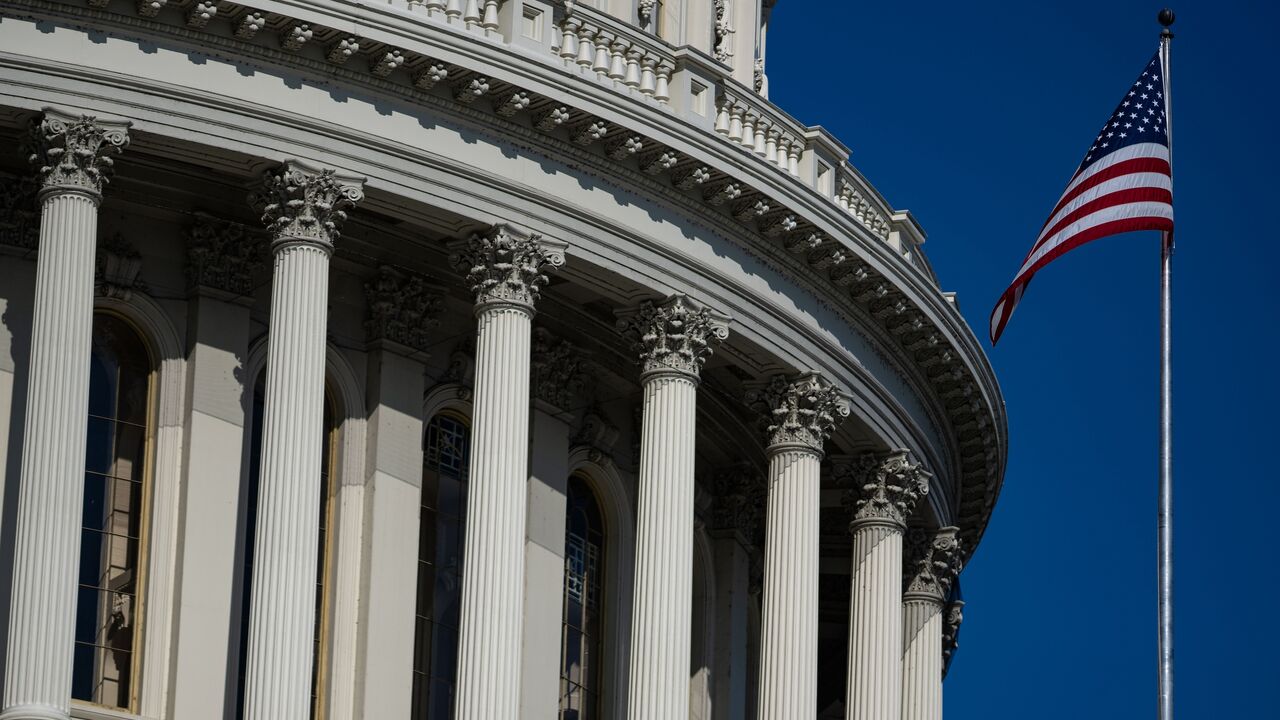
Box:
[759,213,796,237]
[617,294,730,380]
[707,465,764,540]
[844,449,931,528]
[570,118,609,146]
[29,111,130,198]
[280,24,313,52]
[450,225,566,310]
[732,198,768,222]
[606,135,644,160]
[747,372,848,453]
[252,161,365,251]
[372,50,406,77]
[0,172,40,252]
[186,214,264,296]
[137,0,167,18]
[783,231,822,254]
[534,105,571,131]
[639,148,678,175]
[364,266,443,353]
[494,90,531,117]
[454,76,491,103]
[673,165,711,190]
[531,327,588,410]
[95,232,143,300]
[704,181,741,206]
[186,2,217,28]
[236,12,267,39]
[903,526,961,600]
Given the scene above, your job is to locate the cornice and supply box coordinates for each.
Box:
[0,0,1006,558]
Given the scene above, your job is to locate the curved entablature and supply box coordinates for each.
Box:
[0,0,1006,559]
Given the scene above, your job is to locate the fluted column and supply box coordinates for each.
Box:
[450,226,566,720]
[619,296,729,720]
[241,161,364,720]
[843,450,931,720]
[901,527,961,720]
[751,373,848,720]
[2,110,129,720]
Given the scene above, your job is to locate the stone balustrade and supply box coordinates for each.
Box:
[714,86,806,178]
[552,5,675,104]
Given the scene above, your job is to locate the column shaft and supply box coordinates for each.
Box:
[756,449,821,720]
[901,596,944,720]
[242,243,331,720]
[845,522,904,720]
[627,373,698,720]
[2,191,99,720]
[454,305,533,720]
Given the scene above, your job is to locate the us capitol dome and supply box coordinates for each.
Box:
[0,1,1006,720]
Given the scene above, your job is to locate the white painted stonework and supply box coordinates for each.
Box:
[0,2,1007,720]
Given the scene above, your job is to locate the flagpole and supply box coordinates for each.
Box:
[1157,8,1175,720]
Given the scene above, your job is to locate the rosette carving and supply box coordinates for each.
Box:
[617,295,730,379]
[364,266,443,353]
[252,160,364,250]
[903,526,961,600]
[29,110,130,197]
[843,449,931,528]
[747,372,849,453]
[451,225,566,310]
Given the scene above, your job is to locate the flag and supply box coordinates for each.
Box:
[989,51,1174,345]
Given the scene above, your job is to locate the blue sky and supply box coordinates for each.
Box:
[769,1,1277,717]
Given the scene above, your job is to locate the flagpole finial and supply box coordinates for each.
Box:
[1158,8,1175,36]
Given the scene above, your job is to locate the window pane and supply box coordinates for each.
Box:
[413,414,471,720]
[74,315,150,711]
[559,475,606,720]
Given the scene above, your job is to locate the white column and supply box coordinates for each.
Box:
[619,295,729,720]
[451,226,566,720]
[351,267,440,719]
[843,450,930,720]
[901,527,961,720]
[1,110,128,720]
[753,373,848,720]
[241,161,364,720]
[170,216,261,719]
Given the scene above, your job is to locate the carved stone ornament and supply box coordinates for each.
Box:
[616,295,730,380]
[531,327,589,410]
[571,408,621,459]
[251,160,365,251]
[713,0,735,63]
[450,225,567,310]
[0,172,40,253]
[707,465,764,540]
[364,266,443,353]
[941,597,965,677]
[843,449,931,528]
[186,214,264,296]
[29,110,130,198]
[96,232,144,300]
[637,0,655,24]
[747,372,849,453]
[903,526,962,601]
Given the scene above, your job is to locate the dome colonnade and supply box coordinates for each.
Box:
[0,1,1004,719]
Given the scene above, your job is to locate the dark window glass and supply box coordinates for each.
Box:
[559,475,606,720]
[73,313,152,709]
[235,375,336,719]
[412,414,470,720]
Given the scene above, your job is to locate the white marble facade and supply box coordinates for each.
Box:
[0,2,1005,720]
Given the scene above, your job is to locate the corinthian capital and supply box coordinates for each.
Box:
[903,526,961,601]
[843,449,931,528]
[616,294,730,380]
[252,160,365,251]
[748,372,849,454]
[364,266,443,353]
[450,225,566,311]
[29,109,130,198]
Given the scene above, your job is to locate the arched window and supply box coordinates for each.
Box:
[74,313,153,710]
[559,474,607,719]
[412,413,471,720]
[235,374,338,719]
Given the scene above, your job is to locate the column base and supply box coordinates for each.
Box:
[0,704,70,720]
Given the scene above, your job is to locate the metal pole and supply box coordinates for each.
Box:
[1156,8,1175,720]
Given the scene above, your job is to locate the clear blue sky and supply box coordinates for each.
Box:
[769,1,1277,717]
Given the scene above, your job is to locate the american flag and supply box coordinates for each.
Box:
[989,51,1174,344]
